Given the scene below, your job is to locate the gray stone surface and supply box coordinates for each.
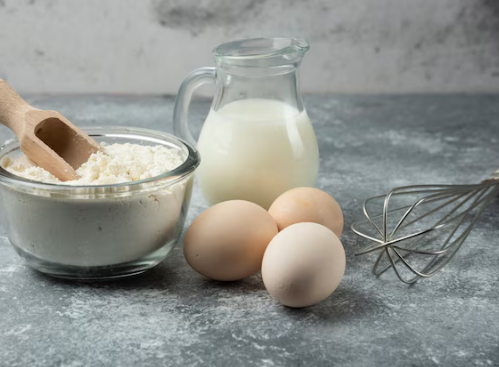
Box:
[0,95,498,366]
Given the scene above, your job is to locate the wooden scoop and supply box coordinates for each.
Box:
[0,79,101,181]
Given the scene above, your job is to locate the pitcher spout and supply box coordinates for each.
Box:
[213,37,309,68]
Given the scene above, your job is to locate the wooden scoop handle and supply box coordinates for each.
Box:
[0,79,35,137]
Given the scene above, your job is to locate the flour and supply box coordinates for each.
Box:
[1,143,184,185]
[0,141,192,271]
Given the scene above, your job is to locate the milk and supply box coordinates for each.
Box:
[197,99,319,209]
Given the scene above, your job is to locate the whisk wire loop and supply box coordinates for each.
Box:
[352,179,499,283]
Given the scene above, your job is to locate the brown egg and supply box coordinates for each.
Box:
[268,187,344,237]
[262,222,346,308]
[184,200,278,281]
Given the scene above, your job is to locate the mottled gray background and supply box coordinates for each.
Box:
[0,0,499,94]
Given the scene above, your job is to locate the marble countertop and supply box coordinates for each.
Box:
[0,95,498,367]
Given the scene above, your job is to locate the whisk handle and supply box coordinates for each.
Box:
[482,169,499,183]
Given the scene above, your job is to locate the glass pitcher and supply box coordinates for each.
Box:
[173,37,319,209]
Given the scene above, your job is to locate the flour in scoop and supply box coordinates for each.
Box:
[2,143,185,185]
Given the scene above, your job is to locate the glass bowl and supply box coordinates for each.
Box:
[0,126,200,280]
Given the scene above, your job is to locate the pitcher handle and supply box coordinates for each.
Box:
[173,67,217,146]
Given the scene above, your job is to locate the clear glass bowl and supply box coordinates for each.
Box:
[0,126,200,280]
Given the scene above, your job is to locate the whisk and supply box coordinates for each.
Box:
[351,170,499,284]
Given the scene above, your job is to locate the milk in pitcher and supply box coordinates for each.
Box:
[197,98,319,209]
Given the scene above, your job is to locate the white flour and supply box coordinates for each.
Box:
[1,143,184,185]
[0,142,191,269]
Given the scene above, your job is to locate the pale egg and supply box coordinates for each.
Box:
[262,222,346,308]
[184,200,278,281]
[268,187,344,237]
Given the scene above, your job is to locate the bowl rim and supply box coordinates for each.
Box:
[0,126,200,193]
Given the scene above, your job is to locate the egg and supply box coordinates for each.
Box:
[184,200,278,281]
[262,222,346,308]
[268,187,344,237]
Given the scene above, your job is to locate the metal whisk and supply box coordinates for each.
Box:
[351,171,499,284]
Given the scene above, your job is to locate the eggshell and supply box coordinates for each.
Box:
[262,222,346,308]
[184,200,278,281]
[268,187,344,237]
